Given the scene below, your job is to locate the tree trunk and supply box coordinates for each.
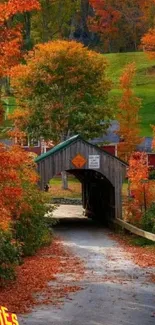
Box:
[61,170,68,190]
[69,0,94,46]
[60,134,68,190]
[42,0,51,42]
[24,12,32,50]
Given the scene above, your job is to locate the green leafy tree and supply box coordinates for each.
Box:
[11,40,112,143]
[31,0,80,44]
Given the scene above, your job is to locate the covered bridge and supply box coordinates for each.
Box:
[35,135,127,222]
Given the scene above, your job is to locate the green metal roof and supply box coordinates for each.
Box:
[35,134,81,163]
[35,134,127,166]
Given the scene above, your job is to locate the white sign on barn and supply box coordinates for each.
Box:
[88,155,100,169]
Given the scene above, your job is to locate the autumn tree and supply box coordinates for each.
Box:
[88,0,121,51]
[11,40,112,143]
[127,152,155,225]
[116,63,141,162]
[141,0,155,58]
[0,143,39,229]
[141,29,155,59]
[0,0,40,76]
[0,0,40,121]
[88,0,155,52]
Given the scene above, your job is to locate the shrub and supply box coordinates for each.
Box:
[142,203,155,234]
[0,229,21,286]
[15,213,51,256]
[130,236,154,247]
[14,189,55,256]
[149,169,155,180]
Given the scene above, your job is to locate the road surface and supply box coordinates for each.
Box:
[19,205,155,325]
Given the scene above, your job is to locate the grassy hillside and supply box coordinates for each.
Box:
[105,52,155,136]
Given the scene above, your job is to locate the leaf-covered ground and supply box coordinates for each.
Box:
[0,226,154,316]
[110,232,155,268]
[0,238,85,314]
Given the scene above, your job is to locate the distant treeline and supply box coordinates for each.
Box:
[19,0,155,53]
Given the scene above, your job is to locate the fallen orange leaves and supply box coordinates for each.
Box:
[151,274,155,283]
[109,233,155,268]
[0,238,85,314]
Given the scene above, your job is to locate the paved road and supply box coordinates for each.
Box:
[19,205,155,325]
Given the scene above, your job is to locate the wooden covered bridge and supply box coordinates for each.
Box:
[36,135,127,222]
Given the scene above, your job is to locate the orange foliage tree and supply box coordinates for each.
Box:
[0,143,38,230]
[0,0,40,77]
[0,0,41,230]
[116,63,141,162]
[141,0,155,58]
[88,0,155,51]
[142,29,155,59]
[127,152,155,225]
[88,0,121,49]
[0,0,40,120]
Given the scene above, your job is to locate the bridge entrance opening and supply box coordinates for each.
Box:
[68,169,115,223]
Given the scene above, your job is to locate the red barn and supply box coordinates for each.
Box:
[147,153,155,169]
[100,144,117,156]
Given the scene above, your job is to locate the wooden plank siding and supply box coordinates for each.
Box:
[36,137,127,219]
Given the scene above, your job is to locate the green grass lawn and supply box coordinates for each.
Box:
[49,176,82,198]
[50,175,80,185]
[104,52,155,136]
[0,96,16,138]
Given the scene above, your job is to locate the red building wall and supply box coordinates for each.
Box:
[24,146,42,155]
[148,154,155,168]
[101,145,117,156]
[24,145,53,156]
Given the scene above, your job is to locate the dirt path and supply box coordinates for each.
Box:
[19,205,155,325]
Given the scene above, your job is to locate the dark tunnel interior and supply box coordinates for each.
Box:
[67,169,115,224]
